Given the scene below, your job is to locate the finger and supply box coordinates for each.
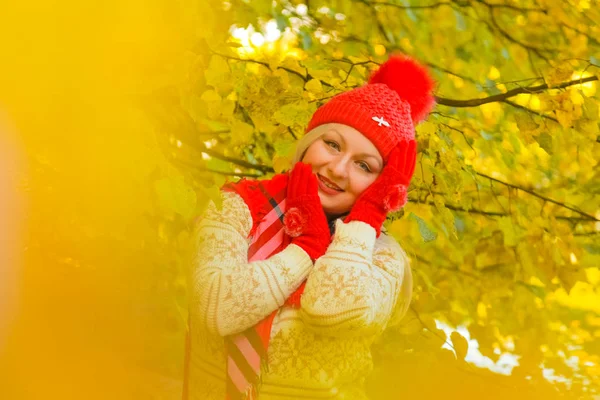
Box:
[398,141,411,174]
[295,163,314,189]
[289,162,315,197]
[386,147,399,166]
[305,169,319,195]
[289,162,308,184]
[387,142,416,184]
[381,147,402,180]
[291,161,310,176]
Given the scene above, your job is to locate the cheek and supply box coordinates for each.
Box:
[302,143,329,167]
[350,174,379,198]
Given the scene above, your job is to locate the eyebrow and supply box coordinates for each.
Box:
[330,129,383,169]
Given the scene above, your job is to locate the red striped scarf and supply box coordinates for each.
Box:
[182,174,306,400]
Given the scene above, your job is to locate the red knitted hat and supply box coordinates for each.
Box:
[306,55,435,166]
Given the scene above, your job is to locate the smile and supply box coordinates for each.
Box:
[317,174,343,192]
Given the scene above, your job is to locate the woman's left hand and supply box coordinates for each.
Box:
[344,142,416,236]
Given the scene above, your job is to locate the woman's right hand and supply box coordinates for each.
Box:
[283,162,331,260]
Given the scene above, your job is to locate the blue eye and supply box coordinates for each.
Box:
[324,140,340,151]
[357,161,371,172]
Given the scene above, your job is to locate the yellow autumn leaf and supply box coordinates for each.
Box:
[230,120,254,145]
[555,109,573,128]
[450,331,469,360]
[272,155,291,173]
[514,113,540,134]
[544,64,574,88]
[304,78,323,95]
[416,121,437,139]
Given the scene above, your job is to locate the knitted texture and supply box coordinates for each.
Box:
[188,191,413,400]
[306,54,435,168]
[283,163,331,260]
[222,173,289,237]
[307,85,414,160]
[368,56,436,123]
[345,143,417,236]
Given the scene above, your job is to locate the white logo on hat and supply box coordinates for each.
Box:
[372,116,390,127]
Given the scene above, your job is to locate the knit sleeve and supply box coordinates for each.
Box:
[299,219,411,338]
[192,191,313,337]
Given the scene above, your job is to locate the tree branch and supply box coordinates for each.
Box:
[502,99,559,123]
[480,3,551,61]
[358,0,395,44]
[560,22,600,47]
[439,122,475,151]
[410,199,506,217]
[287,126,298,140]
[414,255,481,280]
[169,156,265,179]
[426,61,480,84]
[328,57,378,67]
[574,231,600,236]
[436,76,598,107]
[473,0,547,14]
[475,172,599,221]
[187,139,275,173]
[212,51,309,82]
[360,0,452,10]
[206,169,264,178]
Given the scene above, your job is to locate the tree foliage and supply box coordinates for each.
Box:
[2,0,599,399]
[157,0,600,397]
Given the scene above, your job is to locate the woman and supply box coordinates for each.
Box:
[185,55,435,400]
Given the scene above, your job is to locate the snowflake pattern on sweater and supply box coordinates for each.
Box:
[188,191,412,400]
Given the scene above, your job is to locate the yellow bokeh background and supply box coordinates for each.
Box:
[0,1,192,398]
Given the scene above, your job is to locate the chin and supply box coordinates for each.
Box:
[319,199,348,218]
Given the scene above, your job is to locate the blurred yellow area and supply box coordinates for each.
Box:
[0,1,193,399]
[2,1,599,399]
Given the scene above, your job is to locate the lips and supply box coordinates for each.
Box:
[317,174,343,192]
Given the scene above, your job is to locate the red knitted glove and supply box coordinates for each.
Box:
[283,162,331,260]
[345,142,417,236]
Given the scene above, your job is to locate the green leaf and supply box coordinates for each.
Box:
[410,213,438,242]
[517,281,546,299]
[273,101,315,128]
[274,139,296,158]
[205,56,231,90]
[498,216,520,246]
[207,156,231,173]
[583,96,599,121]
[154,177,197,220]
[583,244,600,254]
[305,78,323,94]
[535,132,553,154]
[200,185,223,211]
[480,130,495,141]
[230,120,254,145]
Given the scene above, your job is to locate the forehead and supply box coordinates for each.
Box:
[324,124,381,158]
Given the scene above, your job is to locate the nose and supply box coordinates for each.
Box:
[327,155,349,181]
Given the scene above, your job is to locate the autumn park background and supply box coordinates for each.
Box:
[1,0,599,399]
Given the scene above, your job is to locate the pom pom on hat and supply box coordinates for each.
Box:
[369,55,436,123]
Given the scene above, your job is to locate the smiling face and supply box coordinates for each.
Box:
[301,124,383,219]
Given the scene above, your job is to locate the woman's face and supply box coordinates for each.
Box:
[301,124,383,218]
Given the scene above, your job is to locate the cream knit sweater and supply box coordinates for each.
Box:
[188,191,412,400]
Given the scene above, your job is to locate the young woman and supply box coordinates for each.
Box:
[184,55,435,400]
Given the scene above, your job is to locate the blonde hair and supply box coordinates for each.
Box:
[292,124,340,164]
